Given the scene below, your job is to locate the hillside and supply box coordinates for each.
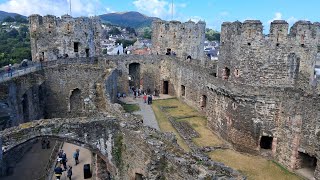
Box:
[0,10,26,21]
[99,11,159,29]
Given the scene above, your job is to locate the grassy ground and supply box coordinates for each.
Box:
[152,98,302,180]
[152,99,191,151]
[121,103,140,113]
[209,150,302,180]
[177,117,223,147]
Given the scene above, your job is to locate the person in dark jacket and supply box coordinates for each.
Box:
[61,152,67,170]
[54,166,63,180]
[67,166,72,180]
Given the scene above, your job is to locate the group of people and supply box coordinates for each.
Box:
[143,94,153,105]
[54,149,80,180]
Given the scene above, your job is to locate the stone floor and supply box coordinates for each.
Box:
[2,140,56,180]
[120,94,172,130]
[53,143,92,180]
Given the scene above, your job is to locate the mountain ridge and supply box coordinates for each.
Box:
[0,10,27,21]
[99,11,159,29]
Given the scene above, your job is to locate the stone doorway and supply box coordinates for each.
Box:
[22,93,29,122]
[129,63,141,89]
[163,81,169,94]
[70,88,82,113]
[296,152,317,179]
[181,85,186,97]
[260,136,273,149]
[85,48,89,57]
[135,173,143,180]
[201,95,207,108]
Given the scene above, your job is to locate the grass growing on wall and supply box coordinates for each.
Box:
[120,103,140,113]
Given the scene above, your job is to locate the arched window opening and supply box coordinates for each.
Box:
[70,88,82,112]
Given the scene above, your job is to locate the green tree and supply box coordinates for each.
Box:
[108,27,121,35]
[14,15,28,23]
[2,16,15,22]
[115,39,137,48]
[205,28,221,41]
[142,27,152,39]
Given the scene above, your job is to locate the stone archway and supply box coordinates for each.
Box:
[129,63,141,89]
[70,88,82,113]
[0,117,120,178]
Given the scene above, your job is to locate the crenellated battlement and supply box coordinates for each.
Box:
[218,20,320,88]
[151,19,206,61]
[221,20,320,45]
[29,14,102,62]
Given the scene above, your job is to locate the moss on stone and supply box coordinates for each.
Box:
[112,134,123,168]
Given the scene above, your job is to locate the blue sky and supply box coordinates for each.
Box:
[0,0,318,31]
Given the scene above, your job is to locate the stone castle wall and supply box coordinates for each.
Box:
[29,14,101,62]
[152,20,206,61]
[0,73,45,129]
[162,54,320,178]
[218,20,320,87]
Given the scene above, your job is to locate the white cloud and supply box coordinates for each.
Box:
[0,0,109,17]
[188,16,203,23]
[268,12,282,24]
[133,0,186,19]
[287,16,297,25]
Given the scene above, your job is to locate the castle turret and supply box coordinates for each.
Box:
[151,19,205,61]
[29,14,102,62]
[270,20,289,46]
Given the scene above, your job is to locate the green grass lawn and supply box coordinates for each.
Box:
[121,103,140,113]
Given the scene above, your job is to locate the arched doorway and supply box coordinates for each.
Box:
[201,95,207,109]
[70,88,82,113]
[129,63,141,88]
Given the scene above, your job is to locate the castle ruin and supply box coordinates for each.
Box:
[29,14,101,61]
[0,14,319,179]
[152,19,206,61]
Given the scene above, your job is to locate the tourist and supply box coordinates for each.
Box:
[58,149,63,158]
[67,166,73,180]
[61,152,68,170]
[147,95,152,105]
[117,92,121,99]
[150,95,153,104]
[54,166,63,180]
[46,140,50,149]
[143,94,147,103]
[73,149,80,165]
[9,64,13,77]
[122,93,126,98]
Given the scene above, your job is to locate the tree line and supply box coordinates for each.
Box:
[0,18,31,67]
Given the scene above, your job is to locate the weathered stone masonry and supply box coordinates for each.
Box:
[29,14,101,61]
[160,20,320,179]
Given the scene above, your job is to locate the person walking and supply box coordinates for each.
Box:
[61,152,67,170]
[54,166,63,180]
[73,149,79,165]
[9,64,12,77]
[67,166,72,180]
[143,94,147,103]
